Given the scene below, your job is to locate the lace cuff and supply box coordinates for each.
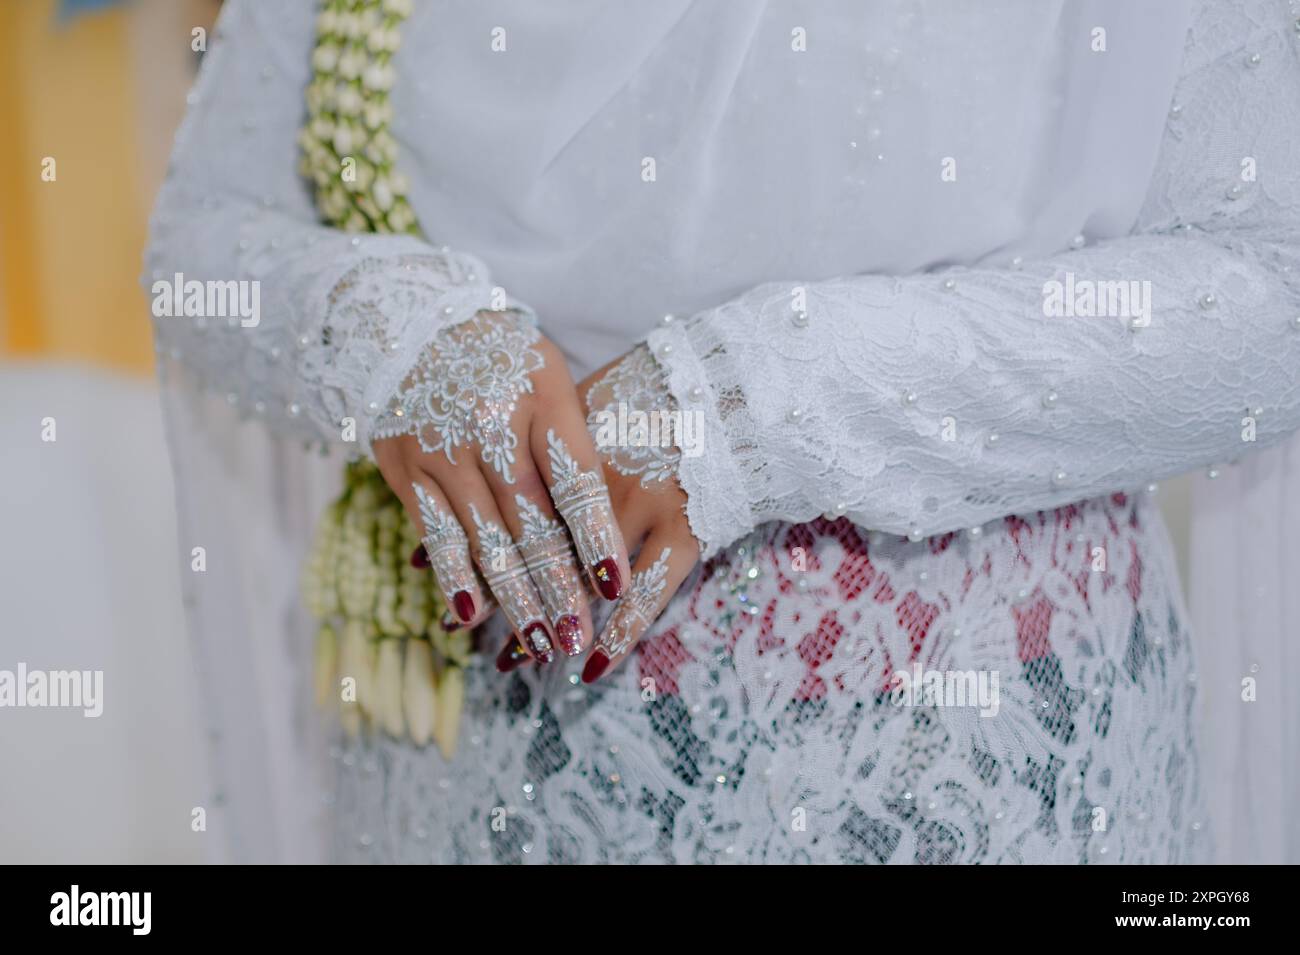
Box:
[643,320,758,558]
[282,241,535,453]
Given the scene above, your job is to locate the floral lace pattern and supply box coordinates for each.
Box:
[645,0,1300,557]
[331,492,1209,864]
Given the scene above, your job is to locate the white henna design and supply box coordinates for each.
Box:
[547,429,619,575]
[412,484,476,605]
[584,344,682,486]
[387,313,544,483]
[597,547,672,659]
[467,503,552,660]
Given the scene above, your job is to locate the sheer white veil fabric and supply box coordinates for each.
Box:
[152,0,1294,863]
[157,385,340,863]
[1190,431,1300,864]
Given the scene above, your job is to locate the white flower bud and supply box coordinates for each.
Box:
[385,205,413,232]
[338,85,363,117]
[402,640,438,747]
[332,123,354,155]
[375,639,406,737]
[311,43,339,73]
[362,62,393,92]
[434,667,465,759]
[314,624,338,708]
[338,49,362,80]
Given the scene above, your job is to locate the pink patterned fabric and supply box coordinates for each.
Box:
[333,492,1209,864]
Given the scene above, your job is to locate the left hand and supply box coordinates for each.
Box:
[494,344,702,682]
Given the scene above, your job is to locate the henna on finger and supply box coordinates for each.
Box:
[413,483,479,622]
[582,547,673,683]
[469,503,554,663]
[515,495,588,656]
[547,429,624,600]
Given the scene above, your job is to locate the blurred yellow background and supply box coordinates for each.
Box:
[0,0,217,374]
[0,0,219,864]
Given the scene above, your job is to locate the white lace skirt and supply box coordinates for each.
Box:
[331,491,1211,864]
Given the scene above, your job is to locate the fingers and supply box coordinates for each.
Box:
[462,497,557,664]
[494,632,530,673]
[513,493,591,656]
[374,441,492,629]
[581,528,697,684]
[414,447,558,664]
[537,424,631,602]
[479,440,592,657]
[410,481,487,626]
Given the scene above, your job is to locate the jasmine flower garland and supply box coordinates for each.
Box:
[298,0,469,757]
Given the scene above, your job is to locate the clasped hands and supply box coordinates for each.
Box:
[373,310,699,684]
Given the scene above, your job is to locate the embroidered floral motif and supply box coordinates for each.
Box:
[332,494,1210,864]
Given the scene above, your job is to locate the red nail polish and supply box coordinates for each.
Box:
[556,615,583,657]
[452,590,475,623]
[410,544,430,569]
[495,637,529,673]
[523,622,555,665]
[439,610,463,633]
[582,649,611,684]
[594,559,622,600]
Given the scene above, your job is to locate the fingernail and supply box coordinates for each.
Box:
[410,544,430,569]
[522,622,555,664]
[581,649,611,684]
[594,558,622,600]
[555,615,584,657]
[452,590,475,623]
[495,637,529,673]
[440,610,463,633]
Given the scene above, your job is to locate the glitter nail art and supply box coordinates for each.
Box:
[468,503,550,657]
[516,495,586,654]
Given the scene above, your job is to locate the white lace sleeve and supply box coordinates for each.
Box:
[648,0,1300,557]
[144,0,528,451]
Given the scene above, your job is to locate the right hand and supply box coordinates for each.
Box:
[372,310,630,664]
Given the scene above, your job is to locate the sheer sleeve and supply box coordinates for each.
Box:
[144,0,530,451]
[647,0,1300,557]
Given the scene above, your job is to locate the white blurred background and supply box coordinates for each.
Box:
[0,0,219,863]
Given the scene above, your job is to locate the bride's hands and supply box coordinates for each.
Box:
[372,310,630,662]
[495,343,703,683]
